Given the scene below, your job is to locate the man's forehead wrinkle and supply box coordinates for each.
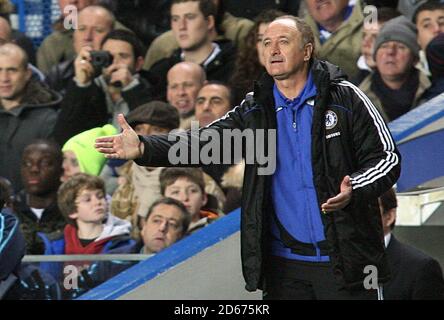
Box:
[264,20,299,40]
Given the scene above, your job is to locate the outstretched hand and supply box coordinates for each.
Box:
[95,114,143,160]
[321,175,352,213]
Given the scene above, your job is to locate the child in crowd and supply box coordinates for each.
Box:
[159,168,221,234]
[38,173,135,299]
[39,173,134,255]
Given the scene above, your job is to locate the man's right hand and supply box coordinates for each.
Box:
[74,46,94,85]
[95,114,144,160]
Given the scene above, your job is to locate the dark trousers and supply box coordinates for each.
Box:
[263,256,379,300]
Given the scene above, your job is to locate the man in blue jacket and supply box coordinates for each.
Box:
[95,15,401,299]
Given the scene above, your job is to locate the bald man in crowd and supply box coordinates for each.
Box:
[166,61,206,129]
[0,16,45,81]
[0,43,61,191]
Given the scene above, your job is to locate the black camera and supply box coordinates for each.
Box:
[89,51,123,87]
[90,50,113,76]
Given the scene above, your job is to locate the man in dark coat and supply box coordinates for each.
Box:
[380,188,444,300]
[0,43,61,192]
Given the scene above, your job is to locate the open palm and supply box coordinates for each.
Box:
[321,175,352,213]
[95,114,143,160]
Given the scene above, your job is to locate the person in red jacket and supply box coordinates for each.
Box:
[39,173,134,256]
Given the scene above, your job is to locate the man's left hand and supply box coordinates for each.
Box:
[321,175,352,213]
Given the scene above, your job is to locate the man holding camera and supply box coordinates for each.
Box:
[45,5,115,96]
[53,29,153,145]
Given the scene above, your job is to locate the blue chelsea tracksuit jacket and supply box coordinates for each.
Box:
[270,71,329,262]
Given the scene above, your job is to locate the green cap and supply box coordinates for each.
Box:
[62,124,117,176]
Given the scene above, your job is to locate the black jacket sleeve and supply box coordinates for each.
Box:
[340,81,401,201]
[134,102,248,168]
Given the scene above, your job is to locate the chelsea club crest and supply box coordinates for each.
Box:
[325,110,338,130]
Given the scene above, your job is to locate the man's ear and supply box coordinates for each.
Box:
[25,66,32,82]
[207,15,215,32]
[303,43,314,62]
[135,56,144,72]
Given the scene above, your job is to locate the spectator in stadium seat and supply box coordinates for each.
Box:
[89,197,191,286]
[143,0,253,70]
[194,81,243,212]
[0,44,61,192]
[194,81,233,183]
[45,5,115,95]
[304,0,364,79]
[413,1,444,76]
[352,7,400,86]
[195,81,232,127]
[38,173,134,256]
[13,140,65,254]
[166,61,206,130]
[147,0,237,100]
[160,167,222,235]
[379,188,444,300]
[123,197,191,254]
[421,33,444,101]
[359,16,431,122]
[52,29,152,145]
[37,173,134,299]
[37,0,95,74]
[0,16,45,81]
